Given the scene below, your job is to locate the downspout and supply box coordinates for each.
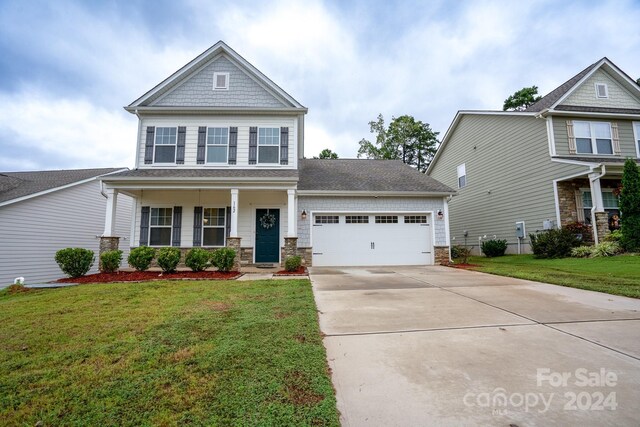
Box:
[444,195,453,262]
[133,108,142,168]
[589,164,606,245]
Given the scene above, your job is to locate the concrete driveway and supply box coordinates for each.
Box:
[310,266,640,427]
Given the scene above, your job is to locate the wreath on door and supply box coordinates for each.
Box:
[259,212,277,229]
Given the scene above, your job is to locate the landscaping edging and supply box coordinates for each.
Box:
[56,270,241,283]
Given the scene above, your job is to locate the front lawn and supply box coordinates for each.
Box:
[0,280,339,426]
[466,254,640,298]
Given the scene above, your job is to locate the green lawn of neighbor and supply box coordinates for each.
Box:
[0,279,339,426]
[466,254,640,298]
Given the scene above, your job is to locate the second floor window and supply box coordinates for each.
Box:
[574,121,613,155]
[457,163,467,188]
[258,127,280,163]
[207,127,229,163]
[154,127,177,163]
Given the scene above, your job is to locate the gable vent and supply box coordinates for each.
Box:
[213,72,229,90]
[595,83,608,98]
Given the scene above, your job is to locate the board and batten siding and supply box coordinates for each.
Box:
[553,116,638,157]
[0,180,132,286]
[132,190,289,251]
[428,114,585,253]
[136,115,298,169]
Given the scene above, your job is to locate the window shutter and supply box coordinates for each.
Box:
[575,190,584,223]
[176,126,186,164]
[280,127,289,165]
[248,127,258,165]
[197,127,207,164]
[611,122,621,155]
[193,206,203,247]
[144,127,155,164]
[228,127,238,165]
[139,206,150,246]
[566,121,576,154]
[226,206,231,238]
[172,206,182,247]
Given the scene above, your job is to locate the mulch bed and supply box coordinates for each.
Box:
[273,266,308,276]
[449,263,481,269]
[56,270,241,283]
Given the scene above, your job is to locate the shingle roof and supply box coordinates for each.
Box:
[524,60,601,112]
[0,168,126,204]
[298,159,454,193]
[104,168,299,179]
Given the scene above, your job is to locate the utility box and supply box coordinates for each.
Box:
[543,219,554,230]
[515,221,525,238]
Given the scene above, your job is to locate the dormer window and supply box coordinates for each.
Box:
[213,72,229,90]
[595,83,608,99]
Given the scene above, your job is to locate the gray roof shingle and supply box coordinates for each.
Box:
[298,159,454,193]
[105,169,299,179]
[0,168,126,204]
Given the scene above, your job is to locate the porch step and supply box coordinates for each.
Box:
[254,263,276,269]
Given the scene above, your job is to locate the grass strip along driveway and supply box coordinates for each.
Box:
[0,279,339,426]
[467,254,640,298]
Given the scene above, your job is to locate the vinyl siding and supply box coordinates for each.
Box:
[561,69,640,110]
[429,114,587,253]
[0,180,132,286]
[137,115,298,169]
[553,116,639,158]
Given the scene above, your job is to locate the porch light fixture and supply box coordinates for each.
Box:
[437,210,444,220]
[301,210,307,220]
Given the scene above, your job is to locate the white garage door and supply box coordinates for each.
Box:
[311,213,433,266]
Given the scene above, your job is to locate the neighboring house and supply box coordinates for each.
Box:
[100,41,454,268]
[0,168,132,285]
[428,58,640,253]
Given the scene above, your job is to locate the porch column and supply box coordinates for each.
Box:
[589,173,609,244]
[103,188,118,237]
[287,189,296,237]
[230,188,239,238]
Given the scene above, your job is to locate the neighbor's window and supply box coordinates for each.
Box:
[315,215,339,224]
[203,208,226,246]
[581,190,619,224]
[375,215,398,224]
[150,207,172,246]
[574,121,613,155]
[457,163,467,188]
[345,215,369,224]
[207,127,229,163]
[213,72,229,90]
[258,127,280,164]
[404,215,428,224]
[634,122,640,157]
[154,127,177,163]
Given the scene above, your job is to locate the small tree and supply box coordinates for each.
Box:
[620,158,640,252]
[315,149,338,159]
[503,86,542,111]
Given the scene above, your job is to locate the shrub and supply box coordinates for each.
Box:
[210,247,236,272]
[564,221,593,243]
[185,248,211,272]
[128,246,156,271]
[591,241,622,257]
[529,228,580,259]
[571,246,593,258]
[284,255,302,272]
[604,229,623,243]
[55,248,95,278]
[481,239,508,257]
[157,247,181,273]
[451,245,472,264]
[100,249,123,273]
[620,158,640,252]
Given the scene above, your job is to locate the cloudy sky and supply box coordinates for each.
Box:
[1,0,639,171]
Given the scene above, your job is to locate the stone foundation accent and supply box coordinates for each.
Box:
[226,237,242,271]
[240,247,254,265]
[594,212,610,243]
[99,237,120,271]
[434,246,451,265]
[297,247,312,266]
[281,237,298,267]
[557,180,588,227]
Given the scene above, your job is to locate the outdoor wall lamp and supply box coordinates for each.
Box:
[437,209,444,220]
[301,210,307,220]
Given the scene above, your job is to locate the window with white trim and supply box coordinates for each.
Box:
[150,207,172,246]
[213,72,229,90]
[595,83,608,99]
[206,127,229,163]
[634,122,640,158]
[154,127,177,163]
[581,190,619,225]
[203,208,226,246]
[404,215,428,224]
[315,215,339,224]
[258,127,280,164]
[574,121,613,155]
[457,163,467,188]
[345,215,369,224]
[375,215,398,224]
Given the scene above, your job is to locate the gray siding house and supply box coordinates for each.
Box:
[0,168,132,285]
[100,41,454,268]
[428,58,640,253]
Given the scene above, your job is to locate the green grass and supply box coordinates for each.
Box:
[466,254,640,298]
[0,280,339,426]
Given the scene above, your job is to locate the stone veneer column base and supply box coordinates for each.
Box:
[226,237,242,272]
[281,237,298,267]
[594,212,610,243]
[434,246,451,265]
[99,237,120,271]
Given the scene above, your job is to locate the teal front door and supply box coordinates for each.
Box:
[255,208,280,263]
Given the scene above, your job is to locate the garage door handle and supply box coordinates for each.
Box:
[422,251,431,254]
[371,242,375,249]
[313,252,323,255]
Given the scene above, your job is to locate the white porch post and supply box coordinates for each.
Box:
[589,173,605,213]
[230,188,239,238]
[103,188,118,237]
[287,189,296,237]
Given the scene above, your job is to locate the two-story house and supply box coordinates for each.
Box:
[428,58,640,253]
[100,41,455,269]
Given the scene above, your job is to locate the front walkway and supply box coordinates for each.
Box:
[310,266,640,426]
